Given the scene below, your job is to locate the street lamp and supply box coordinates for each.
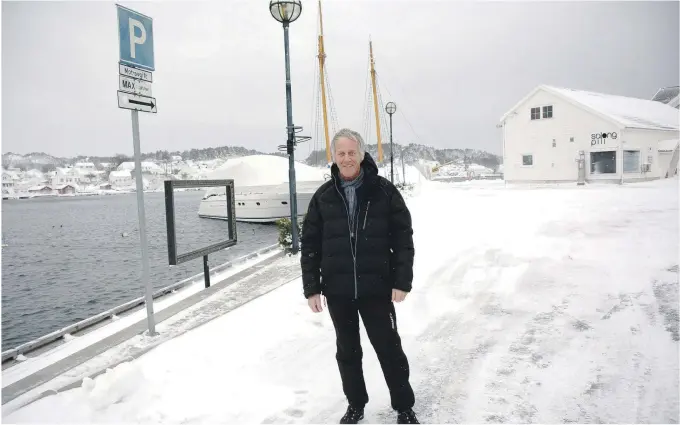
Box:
[270,0,302,253]
[385,101,397,183]
[270,0,302,23]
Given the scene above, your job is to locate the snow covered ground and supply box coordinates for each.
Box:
[4,178,679,424]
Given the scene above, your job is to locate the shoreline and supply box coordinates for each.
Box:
[2,187,203,201]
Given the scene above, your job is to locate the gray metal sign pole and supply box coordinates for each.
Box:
[131,109,157,335]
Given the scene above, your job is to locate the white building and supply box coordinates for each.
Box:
[499,85,680,183]
[74,162,96,170]
[117,161,164,175]
[51,167,85,186]
[109,170,134,187]
[2,171,17,195]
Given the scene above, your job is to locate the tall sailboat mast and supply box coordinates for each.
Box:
[317,1,332,164]
[369,40,383,162]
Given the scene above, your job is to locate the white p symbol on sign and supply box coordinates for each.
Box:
[129,18,146,59]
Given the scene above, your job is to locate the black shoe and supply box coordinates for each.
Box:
[397,408,419,424]
[339,405,364,424]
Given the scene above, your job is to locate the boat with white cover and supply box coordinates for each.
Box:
[199,180,328,223]
[197,155,329,223]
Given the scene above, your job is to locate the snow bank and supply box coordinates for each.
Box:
[377,164,427,186]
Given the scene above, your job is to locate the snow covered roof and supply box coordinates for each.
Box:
[501,84,680,131]
[117,161,162,171]
[110,170,132,178]
[25,169,44,178]
[658,139,679,152]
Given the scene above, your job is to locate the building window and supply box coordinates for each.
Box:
[570,137,574,142]
[530,107,541,120]
[623,150,640,173]
[552,139,556,148]
[522,154,533,166]
[542,105,553,118]
[590,151,616,174]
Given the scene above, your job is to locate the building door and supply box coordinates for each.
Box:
[577,151,586,185]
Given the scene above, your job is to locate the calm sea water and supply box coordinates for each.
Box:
[1,190,280,350]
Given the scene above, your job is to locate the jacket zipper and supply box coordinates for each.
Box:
[353,206,360,299]
[362,201,371,230]
[334,181,359,299]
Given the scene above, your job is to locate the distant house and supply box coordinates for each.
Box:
[117,161,164,175]
[75,162,96,170]
[51,167,83,186]
[28,185,52,194]
[2,172,16,194]
[53,184,76,195]
[109,170,133,187]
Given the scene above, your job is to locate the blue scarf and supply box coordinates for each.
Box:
[340,167,364,232]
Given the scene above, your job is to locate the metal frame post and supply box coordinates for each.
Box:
[203,255,211,288]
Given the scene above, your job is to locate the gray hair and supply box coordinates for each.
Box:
[330,128,366,163]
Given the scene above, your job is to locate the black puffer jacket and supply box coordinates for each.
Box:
[300,152,415,300]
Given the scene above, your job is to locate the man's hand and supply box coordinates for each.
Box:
[392,289,408,303]
[307,294,326,312]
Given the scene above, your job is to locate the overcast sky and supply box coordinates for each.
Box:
[2,0,678,158]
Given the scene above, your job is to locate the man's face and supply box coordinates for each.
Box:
[334,137,361,180]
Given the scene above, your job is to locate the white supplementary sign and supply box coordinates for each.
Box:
[119,64,152,82]
[117,91,157,113]
[119,75,153,97]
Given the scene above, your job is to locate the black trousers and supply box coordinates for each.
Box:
[326,296,415,411]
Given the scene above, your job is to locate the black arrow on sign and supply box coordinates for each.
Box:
[129,98,155,109]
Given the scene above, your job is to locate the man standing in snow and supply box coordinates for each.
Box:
[300,128,419,424]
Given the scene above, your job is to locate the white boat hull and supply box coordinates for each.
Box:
[198,182,323,223]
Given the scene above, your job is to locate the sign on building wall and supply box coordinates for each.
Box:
[591,132,618,145]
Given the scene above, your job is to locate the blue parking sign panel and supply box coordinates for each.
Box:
[117,4,155,71]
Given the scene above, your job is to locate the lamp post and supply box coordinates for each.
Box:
[270,0,302,253]
[385,101,397,183]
